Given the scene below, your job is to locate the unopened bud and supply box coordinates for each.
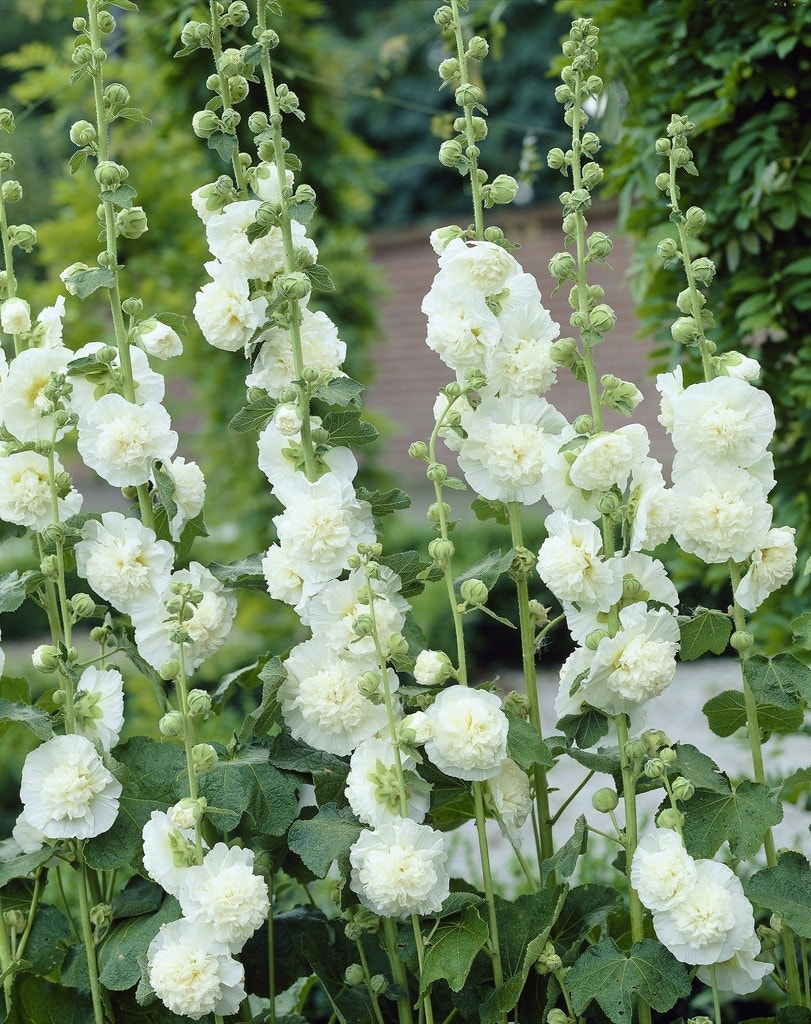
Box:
[549,251,576,280]
[592,787,619,813]
[32,644,60,672]
[95,160,127,187]
[191,743,218,774]
[671,776,695,802]
[187,689,213,717]
[428,538,455,563]
[192,109,220,138]
[656,238,679,262]
[115,206,148,239]
[656,807,684,830]
[460,578,488,605]
[344,963,365,986]
[730,630,753,652]
[159,710,185,738]
[70,593,97,619]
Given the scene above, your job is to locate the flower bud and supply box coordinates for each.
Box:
[0,109,14,133]
[460,578,489,605]
[581,162,603,189]
[358,671,381,699]
[399,711,434,746]
[192,109,220,138]
[115,206,148,239]
[549,337,579,366]
[344,963,364,986]
[485,173,519,205]
[585,628,609,651]
[549,251,576,280]
[437,57,460,82]
[656,238,679,262]
[227,1,250,26]
[69,120,96,147]
[467,35,489,60]
[654,172,670,192]
[413,649,453,687]
[32,644,60,672]
[428,538,455,563]
[624,737,648,763]
[388,633,409,658]
[370,975,388,995]
[159,658,180,681]
[547,1010,570,1024]
[671,776,695,802]
[192,743,218,774]
[671,316,701,345]
[408,440,428,461]
[730,629,753,652]
[586,231,612,260]
[171,797,207,829]
[187,689,213,717]
[654,136,671,155]
[589,303,616,333]
[0,152,13,173]
[672,146,692,167]
[426,462,447,484]
[554,83,574,105]
[427,501,451,523]
[1,296,31,334]
[438,138,465,168]
[592,787,619,813]
[641,729,670,755]
[159,710,185,738]
[684,206,706,232]
[70,593,97,620]
[104,82,130,114]
[643,757,665,779]
[8,223,36,252]
[455,83,483,107]
[276,271,310,300]
[690,257,715,285]
[656,807,684,830]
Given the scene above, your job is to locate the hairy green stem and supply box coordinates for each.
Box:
[450,1,484,239]
[76,843,105,1024]
[382,917,414,1024]
[472,781,505,1021]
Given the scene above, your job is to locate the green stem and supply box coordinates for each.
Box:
[209,0,247,193]
[76,843,105,1024]
[709,964,722,1024]
[382,917,414,1024]
[450,1,484,239]
[472,782,505,1020]
[13,870,44,965]
[0,893,12,1014]
[355,936,387,1024]
[267,873,276,1024]
[549,770,594,827]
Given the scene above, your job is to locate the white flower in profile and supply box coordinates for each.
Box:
[178,843,269,953]
[437,237,520,295]
[137,318,183,359]
[273,473,375,587]
[345,736,429,827]
[68,342,165,418]
[261,542,309,611]
[432,391,474,454]
[1,296,31,335]
[536,511,620,608]
[246,308,346,398]
[278,637,397,756]
[35,296,66,348]
[734,525,797,612]
[584,604,680,714]
[721,351,761,382]
[0,345,72,442]
[206,199,316,282]
[194,259,266,353]
[412,648,453,687]
[670,465,772,563]
[156,456,206,541]
[12,810,48,854]
[147,918,246,1021]
[487,758,532,847]
[73,666,125,751]
[256,417,357,503]
[631,829,698,913]
[696,931,773,994]
[75,512,174,613]
[349,819,449,917]
[0,450,82,531]
[422,277,500,373]
[21,734,122,840]
[656,365,684,434]
[424,685,508,782]
[250,161,294,203]
[131,562,237,672]
[536,426,601,522]
[142,809,202,896]
[568,424,650,493]
[671,377,775,469]
[457,394,566,504]
[77,393,178,487]
[628,458,674,552]
[305,565,408,658]
[653,859,757,966]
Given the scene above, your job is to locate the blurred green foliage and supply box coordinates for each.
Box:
[557,0,811,643]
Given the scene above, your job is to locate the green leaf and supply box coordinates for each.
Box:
[506,713,553,772]
[116,106,151,125]
[355,487,411,521]
[149,460,177,522]
[776,1008,811,1024]
[288,199,315,224]
[746,850,811,938]
[420,905,488,992]
[542,814,587,885]
[454,548,516,592]
[379,550,441,597]
[471,497,510,525]
[321,410,378,447]
[678,608,732,660]
[304,262,335,292]
[311,376,364,408]
[681,780,783,859]
[6,975,95,1024]
[0,849,54,889]
[673,743,729,794]
[743,653,809,709]
[99,183,137,209]
[0,698,53,741]
[703,689,804,737]
[287,804,362,878]
[553,883,623,955]
[64,267,115,299]
[199,747,300,836]
[567,938,691,1024]
[791,611,811,650]
[208,552,267,591]
[228,394,277,433]
[208,129,237,163]
[23,905,72,978]
[99,898,181,990]
[0,570,40,613]
[558,707,610,749]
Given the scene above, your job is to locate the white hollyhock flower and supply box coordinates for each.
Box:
[305,565,408,658]
[653,859,757,966]
[487,757,532,846]
[12,810,48,854]
[424,685,508,782]
[77,393,178,487]
[671,466,772,563]
[147,918,246,1021]
[194,260,266,352]
[131,563,237,672]
[412,649,453,687]
[483,299,559,398]
[0,345,72,442]
[345,737,429,827]
[583,604,680,714]
[142,809,202,896]
[278,637,397,756]
[656,366,684,434]
[261,542,308,610]
[178,843,269,953]
[457,394,567,504]
[628,458,674,552]
[157,456,206,541]
[35,296,67,348]
[631,829,698,913]
[696,931,773,994]
[21,734,122,840]
[1,296,31,334]
[68,342,165,418]
[536,511,621,608]
[536,426,601,522]
[568,424,650,493]
[422,277,500,373]
[350,819,449,917]
[436,237,520,295]
[671,377,775,469]
[246,307,346,398]
[734,525,797,612]
[75,512,174,613]
[205,199,317,283]
[138,319,183,359]
[250,161,294,202]
[273,473,375,587]
[0,450,82,531]
[256,418,357,502]
[73,666,125,751]
[722,351,761,382]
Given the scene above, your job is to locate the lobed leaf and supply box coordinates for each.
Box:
[746,850,811,938]
[678,608,732,660]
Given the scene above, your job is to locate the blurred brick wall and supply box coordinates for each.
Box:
[364,201,672,488]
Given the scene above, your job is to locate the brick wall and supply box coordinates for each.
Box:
[364,201,672,488]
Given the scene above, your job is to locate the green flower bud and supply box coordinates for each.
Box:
[504,690,529,718]
[656,237,680,262]
[69,119,96,147]
[592,787,619,813]
[370,975,388,995]
[581,162,604,189]
[672,146,692,167]
[388,632,409,658]
[467,35,489,60]
[549,251,576,280]
[115,206,148,239]
[671,776,695,802]
[187,689,213,717]
[172,796,207,828]
[229,76,249,103]
[221,107,241,132]
[654,136,671,155]
[72,43,95,67]
[667,114,694,138]
[684,206,706,232]
[587,231,612,260]
[595,490,621,516]
[641,729,670,755]
[4,909,26,931]
[730,629,753,652]
[564,106,588,129]
[589,303,616,333]
[547,1010,571,1024]
[428,538,455,563]
[39,555,58,579]
[572,413,593,435]
[437,57,460,82]
[227,1,250,27]
[654,172,670,192]
[70,593,97,620]
[95,161,127,188]
[549,337,579,366]
[32,644,60,672]
[624,737,648,763]
[659,746,677,764]
[358,671,381,698]
[159,658,180,681]
[691,257,716,285]
[585,628,609,650]
[455,84,483,107]
[344,964,365,986]
[554,83,574,105]
[192,743,218,774]
[192,109,220,138]
[756,923,781,952]
[8,223,36,252]
[90,902,112,930]
[0,153,14,174]
[460,578,489,605]
[438,138,464,168]
[2,180,21,203]
[535,940,563,975]
[671,316,701,345]
[426,462,447,484]
[643,757,665,779]
[484,173,519,206]
[0,109,14,133]
[276,271,310,300]
[104,82,130,114]
[656,807,684,830]
[159,710,185,738]
[427,501,451,523]
[408,440,428,460]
